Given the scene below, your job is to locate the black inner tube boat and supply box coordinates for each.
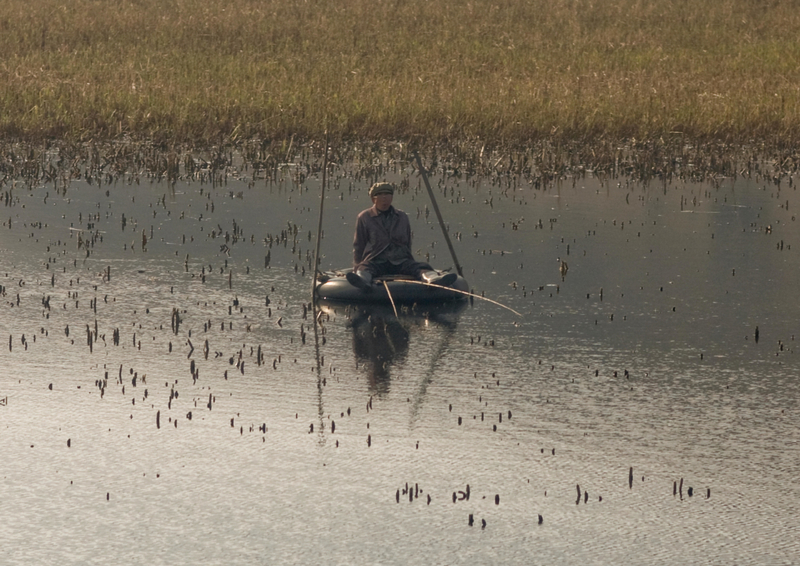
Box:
[314,269,468,304]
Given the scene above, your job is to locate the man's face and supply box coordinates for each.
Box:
[372,193,393,212]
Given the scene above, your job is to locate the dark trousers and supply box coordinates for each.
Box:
[356,258,433,279]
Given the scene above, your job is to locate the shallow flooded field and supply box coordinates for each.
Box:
[1,153,798,565]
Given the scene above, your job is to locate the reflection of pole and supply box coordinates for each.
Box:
[312,302,325,442]
[312,136,329,443]
[413,151,464,277]
[408,310,461,425]
[312,134,329,304]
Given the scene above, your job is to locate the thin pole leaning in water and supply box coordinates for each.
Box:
[413,151,464,278]
[312,136,329,434]
[382,280,399,318]
[311,135,330,306]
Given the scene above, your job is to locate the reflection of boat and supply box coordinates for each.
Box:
[317,301,466,394]
[315,270,469,304]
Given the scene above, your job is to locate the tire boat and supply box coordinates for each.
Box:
[314,269,468,304]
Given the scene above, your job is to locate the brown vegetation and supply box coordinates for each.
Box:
[1,0,799,150]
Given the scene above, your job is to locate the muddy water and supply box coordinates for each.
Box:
[1,162,798,565]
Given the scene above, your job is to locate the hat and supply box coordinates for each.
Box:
[369,182,395,198]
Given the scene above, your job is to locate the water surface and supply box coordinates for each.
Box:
[1,160,798,565]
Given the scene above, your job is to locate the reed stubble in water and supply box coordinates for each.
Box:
[1,0,799,146]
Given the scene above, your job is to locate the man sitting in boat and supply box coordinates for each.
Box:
[346,182,457,291]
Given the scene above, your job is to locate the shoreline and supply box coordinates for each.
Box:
[1,136,797,185]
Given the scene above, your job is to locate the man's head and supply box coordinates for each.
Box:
[369,182,394,212]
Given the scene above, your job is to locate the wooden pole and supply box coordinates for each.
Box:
[382,280,399,318]
[311,136,329,422]
[413,151,463,277]
[311,134,329,305]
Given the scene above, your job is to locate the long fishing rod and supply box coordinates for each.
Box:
[400,279,522,317]
[413,151,464,278]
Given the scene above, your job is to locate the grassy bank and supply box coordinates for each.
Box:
[2,0,800,147]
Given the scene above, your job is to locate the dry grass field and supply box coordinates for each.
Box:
[2,0,799,148]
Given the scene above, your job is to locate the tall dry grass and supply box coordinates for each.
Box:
[1,0,799,146]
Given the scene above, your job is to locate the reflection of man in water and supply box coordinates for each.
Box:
[347,302,465,396]
[346,182,456,291]
[351,310,410,394]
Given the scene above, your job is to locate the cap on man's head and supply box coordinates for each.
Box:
[369,182,395,198]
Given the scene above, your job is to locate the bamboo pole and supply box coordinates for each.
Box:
[382,280,399,318]
[311,134,329,305]
[413,151,464,278]
[400,279,521,317]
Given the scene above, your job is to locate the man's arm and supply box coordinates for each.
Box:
[353,214,368,269]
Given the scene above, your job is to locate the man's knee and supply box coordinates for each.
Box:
[355,263,378,276]
[408,261,433,278]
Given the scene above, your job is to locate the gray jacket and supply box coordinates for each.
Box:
[352,205,413,270]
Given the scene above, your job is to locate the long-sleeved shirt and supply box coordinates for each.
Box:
[352,205,414,269]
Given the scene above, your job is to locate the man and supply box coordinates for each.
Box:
[347,182,457,291]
